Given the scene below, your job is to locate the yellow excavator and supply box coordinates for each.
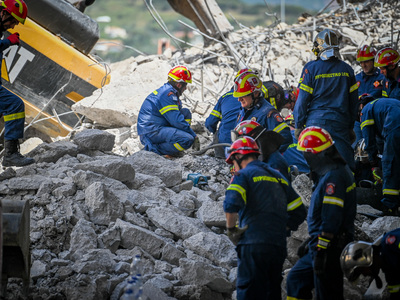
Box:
[0,0,110,295]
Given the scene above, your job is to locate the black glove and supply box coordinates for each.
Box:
[192,136,200,151]
[294,128,303,140]
[313,235,330,276]
[227,225,248,246]
[297,236,312,258]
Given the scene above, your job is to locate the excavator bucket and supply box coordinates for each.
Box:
[1,199,30,296]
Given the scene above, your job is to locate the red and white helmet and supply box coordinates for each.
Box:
[226,136,260,164]
[356,45,377,62]
[235,68,257,79]
[168,66,192,83]
[1,0,28,24]
[374,47,400,68]
[297,126,334,154]
[233,72,262,98]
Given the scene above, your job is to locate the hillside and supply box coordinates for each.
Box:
[85,0,318,62]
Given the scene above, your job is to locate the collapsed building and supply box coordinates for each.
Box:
[1,0,400,299]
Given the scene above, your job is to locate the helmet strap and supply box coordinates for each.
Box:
[232,154,245,170]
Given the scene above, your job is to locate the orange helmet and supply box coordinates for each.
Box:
[297,126,334,154]
[168,66,192,83]
[1,0,28,24]
[235,68,257,79]
[374,47,400,68]
[226,136,260,164]
[356,45,376,62]
[233,72,262,98]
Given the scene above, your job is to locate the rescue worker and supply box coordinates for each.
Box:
[286,126,357,300]
[223,136,306,300]
[341,228,400,300]
[375,47,400,100]
[262,80,294,112]
[204,69,250,158]
[293,29,359,171]
[0,0,34,167]
[282,114,310,175]
[232,120,290,180]
[137,66,200,157]
[234,72,292,152]
[353,45,385,147]
[359,95,400,215]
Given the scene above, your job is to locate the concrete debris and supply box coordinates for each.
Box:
[2,1,399,299]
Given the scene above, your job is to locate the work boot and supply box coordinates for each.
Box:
[2,140,35,167]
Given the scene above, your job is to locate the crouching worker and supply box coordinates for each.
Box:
[137,66,200,157]
[341,228,400,300]
[223,136,306,300]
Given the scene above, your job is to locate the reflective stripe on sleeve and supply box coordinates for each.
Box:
[287,197,303,211]
[227,184,247,204]
[323,196,344,207]
[300,83,313,94]
[159,105,179,115]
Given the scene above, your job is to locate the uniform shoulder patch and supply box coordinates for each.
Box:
[357,81,360,87]
[386,81,389,89]
[385,235,396,245]
[167,91,174,97]
[373,81,381,88]
[325,183,336,195]
[274,114,283,123]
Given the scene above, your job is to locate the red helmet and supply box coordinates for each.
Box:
[235,68,256,79]
[231,120,261,142]
[168,66,192,83]
[284,114,295,127]
[297,126,334,154]
[356,45,376,62]
[1,0,28,24]
[233,73,262,98]
[374,47,400,68]
[226,136,260,164]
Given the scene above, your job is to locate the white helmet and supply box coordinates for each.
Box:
[355,138,368,163]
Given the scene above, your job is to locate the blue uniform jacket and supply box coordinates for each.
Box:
[236,98,292,152]
[294,58,359,130]
[307,165,356,244]
[355,69,384,98]
[380,228,400,294]
[282,131,310,174]
[360,98,400,161]
[137,83,196,138]
[382,74,400,100]
[223,160,306,247]
[205,88,241,143]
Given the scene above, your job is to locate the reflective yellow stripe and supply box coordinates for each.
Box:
[323,196,344,207]
[252,176,288,186]
[346,183,356,192]
[273,122,288,133]
[360,119,375,130]
[185,119,191,125]
[350,83,358,93]
[153,90,158,95]
[288,197,302,211]
[288,143,297,148]
[270,97,277,109]
[383,189,400,196]
[159,105,179,115]
[173,143,184,151]
[4,111,25,122]
[210,110,222,119]
[262,85,268,97]
[382,90,388,97]
[227,184,247,204]
[300,83,313,94]
[388,284,400,293]
[297,131,333,152]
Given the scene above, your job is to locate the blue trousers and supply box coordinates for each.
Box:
[0,86,25,140]
[286,248,344,300]
[236,244,286,300]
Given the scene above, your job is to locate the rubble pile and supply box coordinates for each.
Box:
[2,0,400,299]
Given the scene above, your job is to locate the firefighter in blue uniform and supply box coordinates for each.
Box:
[286,126,357,300]
[223,136,306,300]
[359,96,400,215]
[234,72,292,153]
[341,228,400,300]
[282,114,310,174]
[293,29,359,171]
[137,66,200,157]
[0,0,34,167]
[375,47,400,100]
[232,120,291,180]
[353,45,384,147]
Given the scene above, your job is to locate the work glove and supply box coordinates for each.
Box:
[313,235,330,276]
[7,33,20,45]
[294,128,303,140]
[192,136,200,151]
[297,236,312,258]
[227,225,248,246]
[349,129,356,144]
